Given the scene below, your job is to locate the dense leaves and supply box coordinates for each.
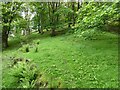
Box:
[77,2,119,30]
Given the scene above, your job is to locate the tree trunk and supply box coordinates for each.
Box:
[48,2,51,25]
[56,4,58,23]
[25,4,30,35]
[37,2,44,34]
[51,2,56,36]
[78,0,80,11]
[51,29,56,36]
[40,13,43,34]
[38,16,43,34]
[38,25,41,34]
[78,0,82,11]
[68,2,71,29]
[72,2,75,26]
[2,26,9,49]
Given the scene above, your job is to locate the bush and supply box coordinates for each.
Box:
[75,28,103,40]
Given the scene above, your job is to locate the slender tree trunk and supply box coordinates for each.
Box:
[2,26,9,49]
[78,0,80,11]
[68,2,71,29]
[48,2,51,25]
[40,11,43,34]
[72,2,75,26]
[2,15,11,49]
[38,23,41,33]
[56,3,59,23]
[51,2,56,36]
[25,4,30,35]
[37,2,44,34]
[38,13,41,34]
[78,0,82,11]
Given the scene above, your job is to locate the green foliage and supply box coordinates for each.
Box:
[75,28,101,40]
[55,5,73,16]
[74,26,110,40]
[31,2,49,32]
[18,44,30,53]
[2,1,119,88]
[10,60,38,88]
[77,2,119,30]
[13,18,27,29]
[35,47,38,53]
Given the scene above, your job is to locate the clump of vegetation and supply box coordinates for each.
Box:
[18,44,30,53]
[74,28,104,40]
[9,59,38,88]
[34,74,49,88]
[10,57,30,66]
[12,57,23,65]
[33,39,40,45]
[35,47,38,53]
[36,40,40,45]
[8,57,64,88]
[34,75,64,88]
[25,46,29,52]
[32,40,40,52]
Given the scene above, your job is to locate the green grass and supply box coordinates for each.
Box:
[2,31,118,88]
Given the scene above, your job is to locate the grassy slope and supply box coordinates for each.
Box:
[2,32,118,88]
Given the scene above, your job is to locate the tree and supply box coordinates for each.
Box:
[2,2,22,48]
[32,2,49,34]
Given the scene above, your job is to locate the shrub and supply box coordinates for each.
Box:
[75,28,104,40]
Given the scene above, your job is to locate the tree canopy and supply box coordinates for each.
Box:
[1,1,120,48]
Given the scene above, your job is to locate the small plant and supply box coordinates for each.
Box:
[33,39,40,45]
[9,60,38,88]
[18,44,30,53]
[36,41,40,45]
[34,74,49,88]
[25,46,29,52]
[35,47,38,53]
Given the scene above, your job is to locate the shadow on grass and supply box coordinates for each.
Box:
[4,32,50,51]
[3,29,69,51]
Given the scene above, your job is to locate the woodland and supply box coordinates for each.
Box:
[1,1,120,88]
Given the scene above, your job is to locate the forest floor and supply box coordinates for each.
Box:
[2,31,118,88]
